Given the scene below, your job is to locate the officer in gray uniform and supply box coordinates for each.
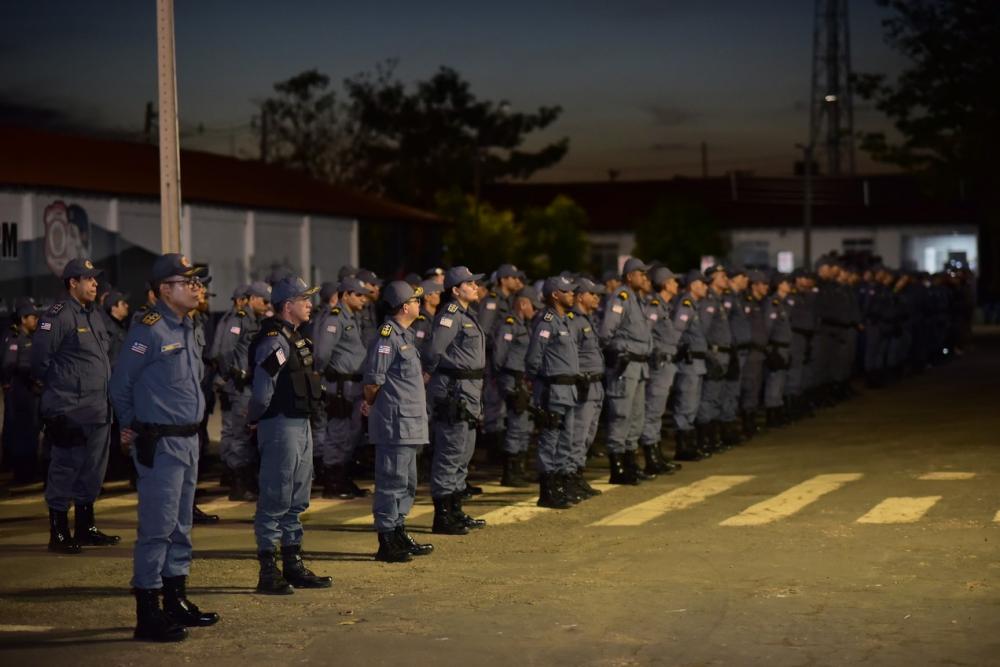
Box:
[763,274,793,426]
[719,268,749,446]
[638,266,682,474]
[31,258,118,554]
[424,266,487,535]
[100,289,130,363]
[217,281,271,500]
[740,271,770,437]
[671,271,710,461]
[785,270,818,418]
[412,279,442,358]
[568,278,605,498]
[811,256,844,404]
[863,268,894,387]
[598,257,654,484]
[362,281,434,563]
[1,300,41,483]
[301,281,337,476]
[247,276,331,595]
[111,254,219,642]
[313,276,371,499]
[695,264,733,453]
[479,264,526,458]
[491,286,539,487]
[356,269,382,347]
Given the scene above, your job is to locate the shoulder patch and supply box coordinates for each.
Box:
[618,290,629,300]
[504,316,515,325]
[772,298,780,305]
[141,312,161,326]
[446,302,459,314]
[682,299,693,307]
[543,312,554,322]
[236,309,247,317]
[380,324,393,337]
[650,299,660,306]
[266,330,279,337]
[331,307,341,315]
[567,311,574,319]
[416,315,426,321]
[47,302,65,315]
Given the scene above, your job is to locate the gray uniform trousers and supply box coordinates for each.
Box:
[498,372,531,455]
[571,381,604,469]
[45,422,111,511]
[639,360,678,446]
[604,361,646,453]
[720,351,748,421]
[833,329,856,383]
[785,333,810,397]
[322,380,365,467]
[428,377,482,497]
[372,443,418,533]
[220,387,255,470]
[740,351,766,411]
[672,369,703,432]
[254,416,312,551]
[764,350,790,408]
[864,324,887,375]
[536,403,576,475]
[132,437,197,589]
[812,328,839,387]
[482,369,505,434]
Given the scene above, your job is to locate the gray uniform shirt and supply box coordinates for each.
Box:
[673,293,707,375]
[362,319,428,445]
[598,286,653,358]
[525,308,579,407]
[569,308,604,375]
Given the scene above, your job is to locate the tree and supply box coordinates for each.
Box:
[632,197,727,271]
[854,0,1000,290]
[520,195,590,276]
[254,69,346,180]
[436,190,526,271]
[341,62,569,207]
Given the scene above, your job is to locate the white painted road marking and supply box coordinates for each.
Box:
[856,496,943,524]
[917,472,976,481]
[993,510,1000,524]
[0,625,55,632]
[591,475,754,527]
[720,473,864,526]
[477,498,550,525]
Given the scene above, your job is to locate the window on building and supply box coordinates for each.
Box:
[733,240,769,268]
[590,242,620,274]
[842,238,874,255]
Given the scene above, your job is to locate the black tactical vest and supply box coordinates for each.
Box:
[249,317,322,419]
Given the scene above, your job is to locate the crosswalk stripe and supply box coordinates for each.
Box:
[97,496,138,510]
[856,496,942,524]
[719,473,864,526]
[0,494,46,506]
[917,472,976,481]
[477,498,550,525]
[0,625,55,633]
[591,475,755,527]
[993,510,1000,524]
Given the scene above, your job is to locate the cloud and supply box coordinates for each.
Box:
[645,104,700,127]
[0,90,136,140]
[649,141,694,152]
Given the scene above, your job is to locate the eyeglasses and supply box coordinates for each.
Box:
[162,278,201,288]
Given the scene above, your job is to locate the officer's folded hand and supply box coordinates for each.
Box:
[120,427,136,455]
[422,372,431,385]
[360,401,371,417]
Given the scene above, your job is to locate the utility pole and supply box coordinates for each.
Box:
[700,141,708,179]
[798,143,815,267]
[156,0,182,254]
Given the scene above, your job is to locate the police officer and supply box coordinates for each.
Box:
[31,257,118,553]
[812,256,844,404]
[356,269,383,346]
[412,279,442,358]
[101,289,130,363]
[785,269,818,419]
[695,264,733,453]
[598,257,655,484]
[1,300,41,483]
[763,274,793,427]
[492,286,539,487]
[719,268,750,446]
[479,264,526,460]
[526,275,581,509]
[638,266,682,474]
[110,253,219,642]
[424,266,487,535]
[218,281,271,501]
[313,276,371,499]
[671,271,710,461]
[740,270,770,437]
[130,283,158,328]
[247,276,331,594]
[862,267,892,387]
[362,281,434,563]
[302,281,338,480]
[568,278,605,497]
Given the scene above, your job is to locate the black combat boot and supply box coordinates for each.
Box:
[575,467,603,497]
[48,508,81,554]
[452,492,486,529]
[741,411,757,440]
[375,531,413,563]
[134,588,188,642]
[695,423,712,456]
[536,474,572,509]
[323,464,354,499]
[720,421,741,447]
[607,451,638,484]
[431,496,469,535]
[281,544,333,588]
[500,451,530,487]
[765,407,784,428]
[711,422,731,452]
[228,466,257,502]
[674,430,705,462]
[560,473,585,504]
[460,482,484,499]
[192,504,220,525]
[73,503,120,546]
[395,526,433,556]
[161,575,219,627]
[641,444,665,475]
[256,550,294,595]
[624,449,653,481]
[658,439,683,472]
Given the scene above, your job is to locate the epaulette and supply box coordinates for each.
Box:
[772,298,780,305]
[380,324,393,337]
[141,311,161,326]
[682,298,693,307]
[331,307,341,315]
[567,311,574,319]
[266,330,279,336]
[543,312,554,322]
[489,291,497,298]
[236,309,247,317]
[47,302,65,315]
[618,290,629,300]
[446,303,459,314]
[650,299,660,306]
[416,315,426,321]
[504,316,515,325]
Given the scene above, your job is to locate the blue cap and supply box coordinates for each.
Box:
[62,257,103,280]
[424,266,445,279]
[319,281,338,302]
[497,263,525,280]
[246,281,272,300]
[271,276,318,307]
[337,265,358,281]
[622,257,651,275]
[748,270,769,284]
[704,263,728,278]
[383,280,423,309]
[683,269,706,286]
[339,276,371,295]
[516,285,544,308]
[542,274,576,296]
[445,266,485,290]
[150,254,203,283]
[231,283,249,300]
[420,279,444,295]
[357,269,382,287]
[574,277,606,295]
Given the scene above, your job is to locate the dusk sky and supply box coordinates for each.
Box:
[1,1,906,181]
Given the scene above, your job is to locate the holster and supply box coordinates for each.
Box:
[575,376,591,403]
[134,428,159,468]
[504,382,531,415]
[605,350,629,378]
[326,381,353,419]
[725,351,741,380]
[706,355,726,381]
[44,416,87,449]
[218,390,232,412]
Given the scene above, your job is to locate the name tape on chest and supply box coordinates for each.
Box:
[161,342,183,353]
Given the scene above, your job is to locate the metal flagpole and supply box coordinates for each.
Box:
[156,0,181,253]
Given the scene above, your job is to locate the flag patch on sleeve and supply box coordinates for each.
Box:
[539,330,550,339]
[229,326,241,334]
[40,322,52,331]
[377,344,392,355]
[130,341,148,355]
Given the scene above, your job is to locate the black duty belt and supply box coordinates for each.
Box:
[324,371,362,382]
[438,367,486,380]
[543,375,579,385]
[770,342,791,349]
[499,368,525,381]
[133,422,200,437]
[750,342,768,352]
[689,351,707,360]
[654,352,676,363]
[624,352,650,363]
[581,371,604,383]
[708,344,732,353]
[792,327,815,337]
[821,318,851,329]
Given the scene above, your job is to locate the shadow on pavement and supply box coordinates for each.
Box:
[193,548,373,562]
[0,627,134,650]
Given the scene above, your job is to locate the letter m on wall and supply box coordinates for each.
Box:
[1,222,17,260]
